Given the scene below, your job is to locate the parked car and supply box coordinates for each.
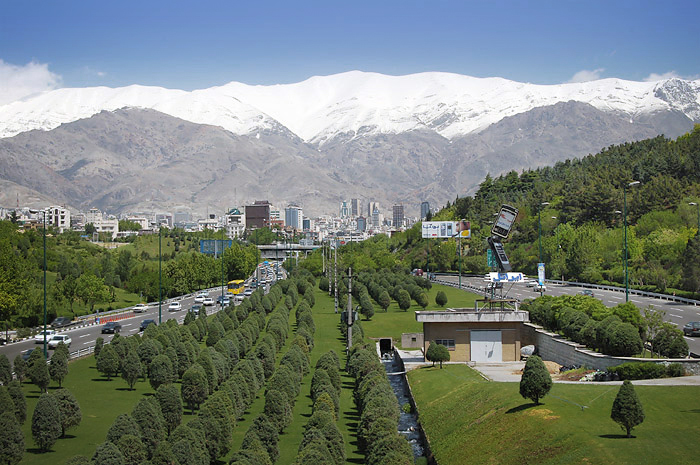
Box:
[534,284,546,292]
[168,301,182,312]
[101,322,122,334]
[34,329,56,343]
[48,334,72,349]
[132,303,148,313]
[139,319,156,331]
[50,317,72,328]
[578,289,595,297]
[202,297,215,306]
[525,280,537,287]
[190,304,203,316]
[194,294,207,303]
[683,321,700,337]
[0,336,6,345]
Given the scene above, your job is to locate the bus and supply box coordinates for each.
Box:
[227,280,245,295]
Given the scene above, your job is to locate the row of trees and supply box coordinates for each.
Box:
[523,295,688,357]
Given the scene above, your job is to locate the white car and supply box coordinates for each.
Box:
[132,303,148,313]
[168,301,182,312]
[243,288,254,297]
[534,284,547,292]
[34,330,56,344]
[48,334,72,349]
[202,297,215,306]
[194,294,206,303]
[234,294,245,303]
[525,280,537,287]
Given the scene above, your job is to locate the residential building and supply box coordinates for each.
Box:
[285,204,303,230]
[421,201,431,220]
[351,198,360,217]
[225,208,246,239]
[47,206,71,233]
[357,216,366,231]
[392,205,405,230]
[339,201,349,218]
[367,201,378,217]
[246,200,271,229]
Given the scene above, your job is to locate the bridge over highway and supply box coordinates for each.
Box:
[257,243,318,260]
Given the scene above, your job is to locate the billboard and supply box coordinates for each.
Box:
[200,239,232,256]
[487,272,525,282]
[422,220,470,239]
[491,204,518,239]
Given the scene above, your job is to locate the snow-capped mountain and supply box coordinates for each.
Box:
[1,71,698,142]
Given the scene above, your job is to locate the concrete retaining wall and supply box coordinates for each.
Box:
[401,332,424,349]
[522,323,700,375]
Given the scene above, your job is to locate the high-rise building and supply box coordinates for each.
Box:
[421,201,431,220]
[339,201,349,218]
[245,200,271,229]
[285,204,303,230]
[302,217,311,231]
[351,198,360,217]
[357,216,366,232]
[367,201,378,217]
[371,207,381,228]
[392,205,405,229]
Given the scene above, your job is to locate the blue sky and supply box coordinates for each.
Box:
[1,0,699,98]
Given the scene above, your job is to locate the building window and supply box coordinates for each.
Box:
[435,339,455,350]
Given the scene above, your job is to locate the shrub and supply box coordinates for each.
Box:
[435,290,448,307]
[607,362,667,380]
[519,355,552,405]
[666,363,685,377]
[607,322,643,357]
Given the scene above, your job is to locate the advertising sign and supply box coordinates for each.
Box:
[491,204,518,239]
[422,220,471,239]
[537,263,545,285]
[200,239,232,256]
[487,272,525,282]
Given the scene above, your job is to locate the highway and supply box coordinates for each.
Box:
[437,274,700,356]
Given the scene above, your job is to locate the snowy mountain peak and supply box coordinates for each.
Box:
[0,71,698,142]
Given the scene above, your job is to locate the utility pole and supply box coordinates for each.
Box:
[334,241,338,313]
[347,267,353,352]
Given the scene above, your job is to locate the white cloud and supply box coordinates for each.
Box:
[567,68,605,83]
[644,71,680,82]
[0,59,62,105]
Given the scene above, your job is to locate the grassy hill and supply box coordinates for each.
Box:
[407,365,700,465]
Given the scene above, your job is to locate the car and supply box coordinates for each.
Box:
[683,321,700,337]
[50,317,72,328]
[21,348,35,361]
[139,319,157,331]
[234,294,245,303]
[525,280,537,287]
[216,295,231,306]
[202,297,215,306]
[243,288,254,297]
[190,304,203,315]
[194,294,206,303]
[534,284,546,292]
[578,289,595,297]
[48,334,72,349]
[0,336,6,345]
[101,321,122,334]
[132,303,148,313]
[168,301,182,312]
[34,329,56,344]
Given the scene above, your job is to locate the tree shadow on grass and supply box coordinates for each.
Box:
[599,434,636,439]
[26,447,55,455]
[681,409,700,414]
[506,402,538,414]
[91,377,113,382]
[348,457,364,464]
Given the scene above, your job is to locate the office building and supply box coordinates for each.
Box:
[285,204,303,230]
[245,200,271,229]
[392,205,405,229]
[421,201,431,220]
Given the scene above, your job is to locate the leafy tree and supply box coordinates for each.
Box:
[64,456,91,465]
[377,290,391,312]
[359,293,375,320]
[264,389,293,433]
[611,380,645,437]
[519,355,552,405]
[92,441,125,465]
[653,323,689,358]
[149,354,175,391]
[182,364,209,412]
[121,349,143,390]
[50,388,82,437]
[29,351,50,393]
[49,350,69,387]
[156,383,183,436]
[426,342,450,368]
[96,344,121,380]
[31,393,62,452]
[76,273,111,312]
[397,289,411,311]
[7,381,26,424]
[0,354,11,385]
[12,354,27,384]
[131,396,167,459]
[642,306,666,357]
[415,291,429,309]
[106,414,140,445]
[116,434,147,465]
[0,413,24,465]
[94,337,104,358]
[435,290,448,307]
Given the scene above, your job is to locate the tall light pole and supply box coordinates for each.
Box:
[537,202,550,296]
[30,209,48,357]
[624,181,640,302]
[158,224,162,324]
[689,202,700,235]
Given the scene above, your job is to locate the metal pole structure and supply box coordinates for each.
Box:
[158,226,162,324]
[334,241,338,314]
[538,202,549,297]
[624,181,640,302]
[347,267,352,352]
[221,240,225,308]
[458,233,462,290]
[690,202,700,235]
[42,211,47,358]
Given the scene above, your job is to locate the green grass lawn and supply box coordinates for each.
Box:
[359,283,479,347]
[408,365,700,465]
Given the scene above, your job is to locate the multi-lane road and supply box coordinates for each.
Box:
[437,274,700,356]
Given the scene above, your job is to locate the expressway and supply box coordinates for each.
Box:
[437,274,700,356]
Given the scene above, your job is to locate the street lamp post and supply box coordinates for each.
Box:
[537,202,550,296]
[29,209,48,357]
[158,225,162,324]
[689,202,700,234]
[624,181,641,302]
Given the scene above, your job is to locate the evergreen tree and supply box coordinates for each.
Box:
[156,383,183,436]
[611,380,645,438]
[29,351,50,393]
[0,354,11,385]
[92,441,125,465]
[96,344,120,380]
[12,354,27,384]
[435,290,448,307]
[397,289,412,311]
[94,337,104,358]
[0,414,24,465]
[116,434,147,465]
[31,393,62,452]
[519,355,552,405]
[49,350,69,387]
[131,396,167,459]
[121,349,143,390]
[264,389,293,433]
[182,364,209,412]
[106,414,140,445]
[51,388,82,437]
[425,342,450,368]
[7,381,26,424]
[149,354,175,391]
[378,290,391,312]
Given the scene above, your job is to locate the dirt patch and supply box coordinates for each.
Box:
[556,369,595,381]
[515,360,562,375]
[526,408,560,420]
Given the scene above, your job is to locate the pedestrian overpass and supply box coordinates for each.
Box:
[257,243,318,260]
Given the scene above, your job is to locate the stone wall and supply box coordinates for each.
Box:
[522,323,700,375]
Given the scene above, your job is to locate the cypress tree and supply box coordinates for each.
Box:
[94,337,104,358]
[12,354,27,384]
[96,344,120,380]
[0,414,24,465]
[92,441,125,465]
[182,364,209,412]
[120,349,143,390]
[131,396,167,459]
[0,353,11,385]
[49,350,69,387]
[435,290,448,307]
[8,380,27,424]
[148,354,175,391]
[106,413,140,445]
[611,380,645,438]
[519,355,552,405]
[31,393,62,452]
[156,383,183,435]
[51,388,82,437]
[29,351,50,393]
[116,434,147,465]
